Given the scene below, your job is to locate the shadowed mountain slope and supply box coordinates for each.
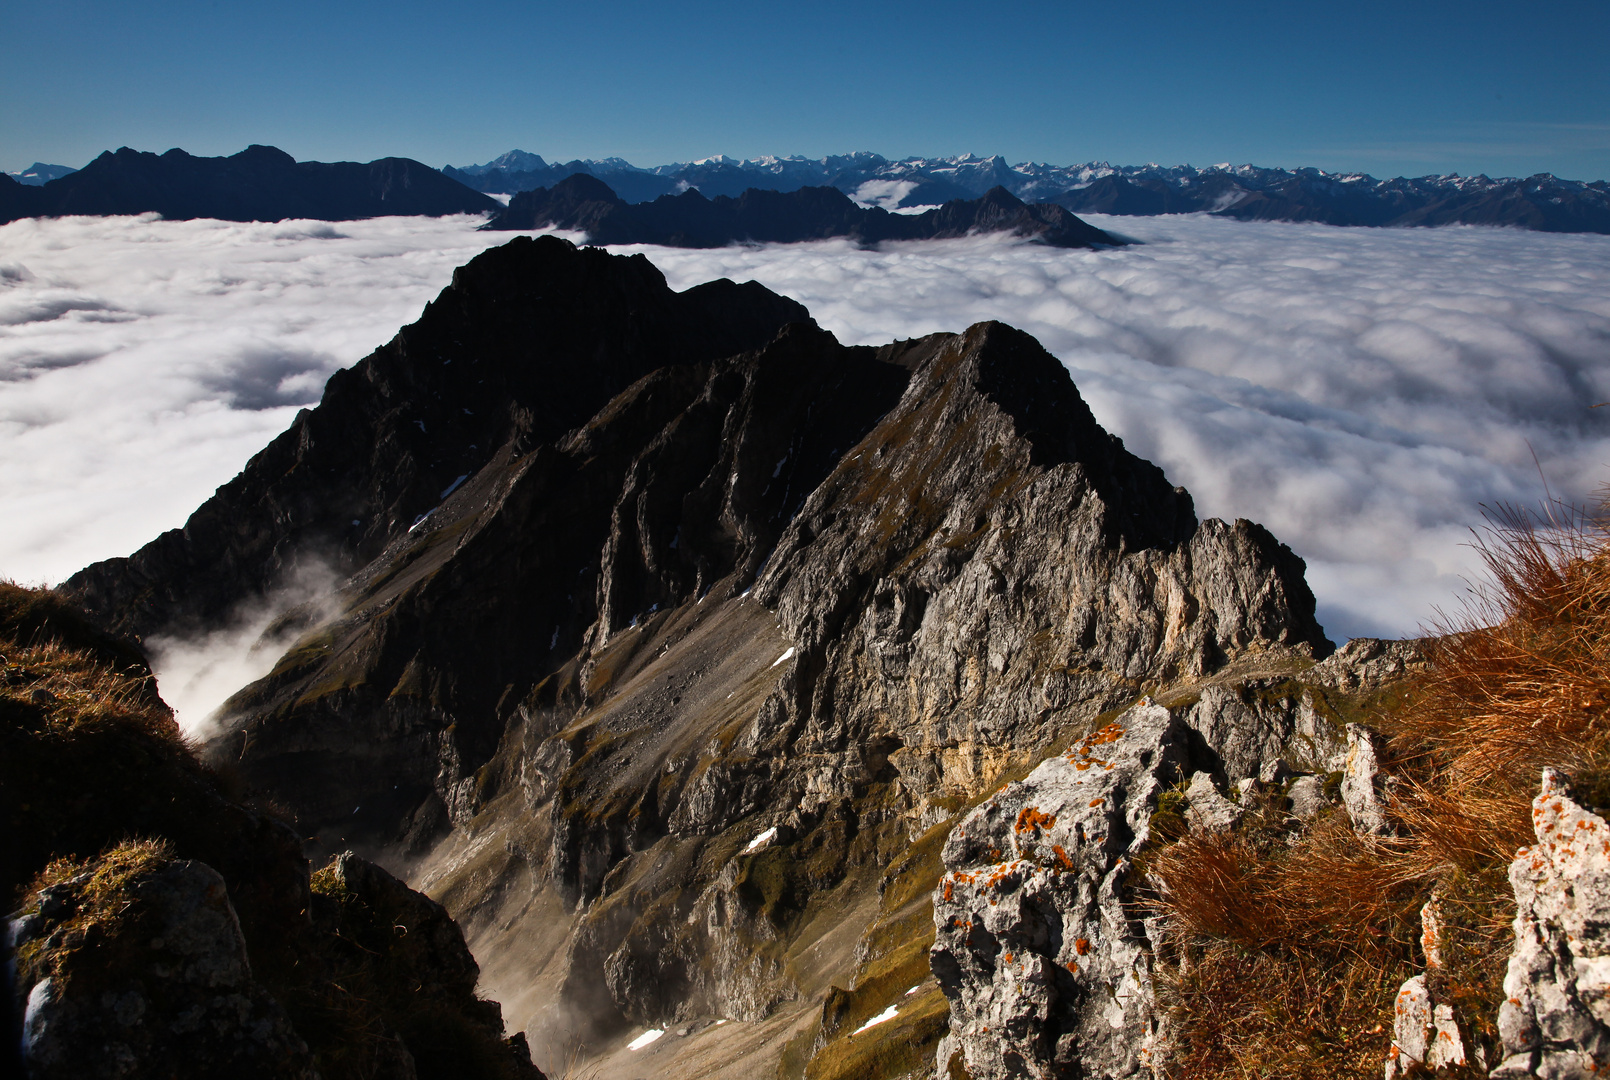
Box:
[66,235,809,642]
[66,238,1344,1077]
[0,583,544,1079]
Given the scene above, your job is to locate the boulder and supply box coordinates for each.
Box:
[10,854,316,1080]
[931,703,1190,1079]
[1492,768,1610,1077]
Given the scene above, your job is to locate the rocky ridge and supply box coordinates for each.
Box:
[484,173,1123,248]
[62,235,1352,1076]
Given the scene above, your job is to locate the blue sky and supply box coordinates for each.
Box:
[3,0,1607,180]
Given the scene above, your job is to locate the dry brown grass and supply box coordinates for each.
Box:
[1148,497,1610,1078]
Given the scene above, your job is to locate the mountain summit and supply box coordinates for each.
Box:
[66,235,1340,1075]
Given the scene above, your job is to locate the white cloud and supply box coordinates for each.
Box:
[0,213,554,586]
[145,558,340,738]
[1,212,1607,649]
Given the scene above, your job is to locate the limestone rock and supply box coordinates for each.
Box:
[1493,768,1610,1077]
[1384,898,1470,1078]
[1286,774,1330,821]
[1308,637,1427,694]
[1386,974,1469,1077]
[931,704,1190,1079]
[10,856,317,1080]
[1184,771,1242,833]
[1342,724,1394,837]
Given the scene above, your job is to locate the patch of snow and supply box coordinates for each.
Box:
[771,646,795,668]
[440,473,469,499]
[772,455,788,478]
[743,826,778,852]
[716,1018,728,1026]
[414,420,426,433]
[627,1029,664,1051]
[905,984,920,995]
[852,1005,900,1035]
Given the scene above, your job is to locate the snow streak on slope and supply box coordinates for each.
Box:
[0,213,1606,643]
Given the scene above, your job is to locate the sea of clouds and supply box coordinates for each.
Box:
[2,209,1608,719]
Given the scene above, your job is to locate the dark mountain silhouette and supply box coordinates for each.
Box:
[0,145,499,224]
[446,149,1610,233]
[484,174,1121,248]
[1053,168,1610,232]
[0,172,46,221]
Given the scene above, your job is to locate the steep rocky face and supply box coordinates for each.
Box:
[67,235,809,641]
[68,240,1338,1075]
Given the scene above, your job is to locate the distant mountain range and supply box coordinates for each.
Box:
[448,150,1610,233]
[4,145,1606,234]
[5,162,76,186]
[483,173,1121,248]
[0,145,498,224]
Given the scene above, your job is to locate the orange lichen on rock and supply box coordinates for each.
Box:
[1015,807,1058,834]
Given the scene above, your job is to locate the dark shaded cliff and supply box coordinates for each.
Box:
[66,238,1341,1077]
[67,235,809,641]
[0,584,543,1080]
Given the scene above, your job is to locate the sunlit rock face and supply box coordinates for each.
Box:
[1494,769,1610,1078]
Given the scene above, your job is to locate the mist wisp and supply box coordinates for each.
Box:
[145,559,341,738]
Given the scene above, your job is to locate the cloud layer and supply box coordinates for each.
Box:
[3,212,1608,653]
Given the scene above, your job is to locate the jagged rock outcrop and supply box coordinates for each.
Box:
[1493,768,1610,1077]
[0,144,499,224]
[931,704,1187,1079]
[0,582,543,1080]
[66,239,1345,1074]
[924,645,1423,1079]
[485,173,1122,248]
[11,852,319,1080]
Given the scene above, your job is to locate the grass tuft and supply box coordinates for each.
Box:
[1148,496,1610,1077]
